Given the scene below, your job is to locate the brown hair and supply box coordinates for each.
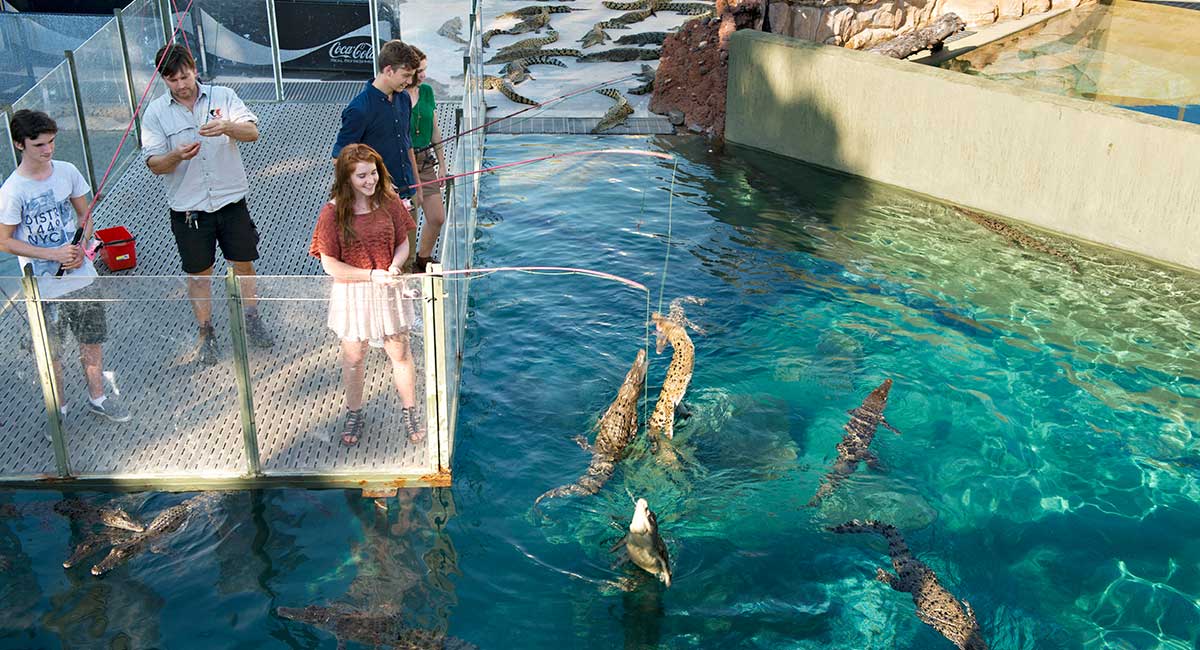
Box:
[405,45,427,89]
[330,144,398,244]
[377,40,421,75]
[154,43,196,77]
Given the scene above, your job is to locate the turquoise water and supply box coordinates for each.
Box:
[3,133,1199,649]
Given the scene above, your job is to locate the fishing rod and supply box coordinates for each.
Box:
[55,0,198,277]
[414,72,638,155]
[406,148,672,194]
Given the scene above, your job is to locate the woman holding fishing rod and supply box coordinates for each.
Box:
[405,46,446,274]
[310,144,424,447]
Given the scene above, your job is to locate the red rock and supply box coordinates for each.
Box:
[650,0,765,139]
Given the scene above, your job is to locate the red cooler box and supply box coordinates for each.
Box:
[94,226,137,271]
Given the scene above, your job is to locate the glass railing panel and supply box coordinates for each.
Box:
[72,19,138,188]
[36,276,244,477]
[12,61,89,187]
[0,13,110,106]
[120,0,168,111]
[0,117,15,187]
[383,0,470,100]
[235,275,435,475]
[172,0,276,100]
[0,276,58,477]
[272,0,377,83]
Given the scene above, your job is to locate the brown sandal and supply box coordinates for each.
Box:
[402,407,425,443]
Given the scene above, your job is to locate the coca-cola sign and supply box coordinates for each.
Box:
[329,40,374,62]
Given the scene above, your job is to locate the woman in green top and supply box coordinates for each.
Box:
[405,46,446,273]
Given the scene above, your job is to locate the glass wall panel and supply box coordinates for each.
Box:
[0,276,57,477]
[0,117,15,189]
[383,0,471,100]
[170,0,276,100]
[39,276,245,477]
[72,19,138,188]
[12,61,89,186]
[236,275,435,475]
[120,0,168,112]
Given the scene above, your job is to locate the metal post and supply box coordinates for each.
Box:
[420,267,442,472]
[368,0,380,75]
[1,104,17,171]
[64,50,98,192]
[264,0,283,101]
[157,0,172,45]
[114,9,143,148]
[426,263,451,472]
[21,265,70,477]
[225,268,263,477]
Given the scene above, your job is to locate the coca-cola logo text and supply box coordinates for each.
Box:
[328,41,373,62]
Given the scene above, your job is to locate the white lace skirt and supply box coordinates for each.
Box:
[327,280,415,341]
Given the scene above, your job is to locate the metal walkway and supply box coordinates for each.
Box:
[0,91,462,490]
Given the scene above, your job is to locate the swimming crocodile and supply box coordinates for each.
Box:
[91,493,219,576]
[63,528,135,569]
[579,23,612,48]
[436,17,468,45]
[53,500,145,533]
[535,349,647,505]
[494,30,559,56]
[647,311,694,444]
[592,88,635,134]
[955,207,1080,272]
[616,31,667,46]
[828,520,989,650]
[485,47,581,65]
[501,55,568,76]
[629,64,656,95]
[597,8,657,29]
[277,605,478,650]
[498,5,574,20]
[481,12,552,48]
[611,498,672,587]
[483,76,538,106]
[808,379,900,507]
[579,47,661,62]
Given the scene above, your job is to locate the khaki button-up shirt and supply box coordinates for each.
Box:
[141,84,256,213]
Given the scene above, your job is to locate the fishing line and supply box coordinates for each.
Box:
[656,159,680,317]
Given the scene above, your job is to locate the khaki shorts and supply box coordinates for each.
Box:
[414,150,443,204]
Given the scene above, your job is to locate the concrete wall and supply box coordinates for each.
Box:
[725,29,1200,271]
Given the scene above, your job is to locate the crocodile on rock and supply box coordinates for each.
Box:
[579,47,661,62]
[498,5,575,20]
[616,31,668,46]
[495,30,559,56]
[483,76,539,106]
[535,350,647,505]
[828,520,989,650]
[808,379,900,506]
[579,23,612,48]
[592,88,635,133]
[485,47,581,65]
[629,64,656,95]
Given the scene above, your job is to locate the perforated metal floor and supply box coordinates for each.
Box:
[0,98,460,484]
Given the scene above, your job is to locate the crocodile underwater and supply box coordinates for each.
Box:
[535,349,647,505]
[53,500,145,532]
[277,605,478,650]
[63,528,136,569]
[808,378,900,506]
[955,207,1079,272]
[611,498,672,587]
[91,492,219,576]
[828,520,989,650]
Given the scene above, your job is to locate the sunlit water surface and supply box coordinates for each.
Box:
[2,134,1198,650]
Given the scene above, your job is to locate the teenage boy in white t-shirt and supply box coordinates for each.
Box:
[0,109,130,422]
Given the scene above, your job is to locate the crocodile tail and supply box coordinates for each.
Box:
[498,83,539,106]
[826,519,901,541]
[534,460,614,505]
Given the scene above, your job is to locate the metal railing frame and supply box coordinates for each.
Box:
[226,269,263,477]
[20,266,70,476]
[63,50,98,191]
[1,104,17,171]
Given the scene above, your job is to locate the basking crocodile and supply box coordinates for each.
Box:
[828,520,989,650]
[485,47,581,65]
[592,88,634,134]
[603,0,653,9]
[611,498,672,587]
[616,31,667,46]
[436,17,468,45]
[579,23,612,48]
[658,2,715,15]
[277,605,478,650]
[629,64,656,95]
[501,55,568,76]
[597,8,657,29]
[535,349,648,505]
[481,11,552,48]
[483,76,538,106]
[579,47,661,62]
[53,500,145,532]
[494,30,559,56]
[498,4,574,19]
[91,493,219,576]
[808,379,900,507]
[955,207,1080,272]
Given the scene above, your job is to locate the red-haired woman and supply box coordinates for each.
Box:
[310,143,424,446]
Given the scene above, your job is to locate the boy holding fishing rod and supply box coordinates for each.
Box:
[0,109,131,422]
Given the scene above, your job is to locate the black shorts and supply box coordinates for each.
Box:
[169,199,261,274]
[45,295,108,350]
